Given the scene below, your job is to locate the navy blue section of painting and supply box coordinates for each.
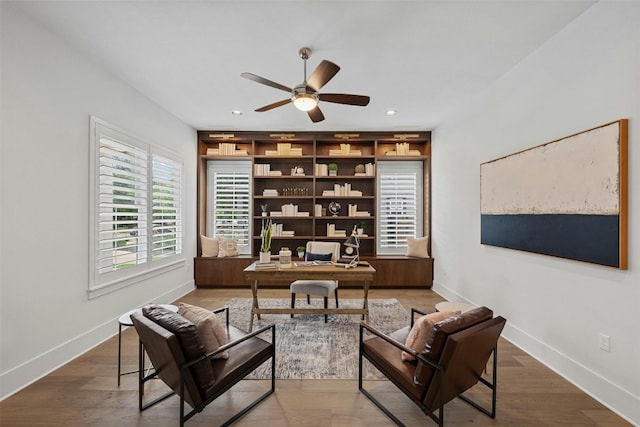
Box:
[481,214,619,267]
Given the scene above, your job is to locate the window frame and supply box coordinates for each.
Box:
[206,160,253,255]
[89,116,185,299]
[376,160,424,255]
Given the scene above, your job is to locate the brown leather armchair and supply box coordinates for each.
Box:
[359,306,506,426]
[131,304,275,426]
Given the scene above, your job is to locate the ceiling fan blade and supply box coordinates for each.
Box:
[307,106,325,123]
[306,60,340,92]
[241,72,292,93]
[319,93,370,106]
[255,99,291,112]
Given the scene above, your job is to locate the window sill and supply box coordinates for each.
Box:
[88,258,185,299]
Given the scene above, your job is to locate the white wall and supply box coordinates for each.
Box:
[432,2,639,424]
[0,4,197,399]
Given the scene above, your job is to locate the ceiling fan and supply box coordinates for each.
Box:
[241,47,370,123]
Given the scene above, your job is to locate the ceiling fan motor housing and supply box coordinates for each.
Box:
[291,84,318,111]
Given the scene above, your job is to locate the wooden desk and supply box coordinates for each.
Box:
[243,262,376,331]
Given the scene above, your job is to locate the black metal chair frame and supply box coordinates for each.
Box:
[138,307,276,427]
[358,308,498,427]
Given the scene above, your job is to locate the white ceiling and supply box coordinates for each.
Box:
[14,1,595,132]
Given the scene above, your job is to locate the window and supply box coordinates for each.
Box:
[206,160,252,254]
[377,161,423,255]
[89,117,184,298]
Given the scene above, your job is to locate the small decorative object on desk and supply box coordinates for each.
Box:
[279,247,292,268]
[260,219,272,263]
[296,245,305,258]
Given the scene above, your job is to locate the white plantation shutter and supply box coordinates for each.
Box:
[377,161,423,254]
[89,117,184,297]
[151,152,183,259]
[207,160,252,253]
[97,136,149,273]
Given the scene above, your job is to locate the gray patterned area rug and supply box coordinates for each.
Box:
[226,297,409,380]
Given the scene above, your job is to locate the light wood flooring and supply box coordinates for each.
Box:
[0,288,631,426]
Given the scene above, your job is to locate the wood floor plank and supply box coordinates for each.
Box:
[0,289,631,426]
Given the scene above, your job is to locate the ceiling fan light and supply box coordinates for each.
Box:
[292,93,318,111]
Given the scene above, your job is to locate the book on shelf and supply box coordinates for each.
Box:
[326,222,346,237]
[264,144,304,156]
[347,204,370,217]
[263,189,279,196]
[385,143,421,156]
[328,143,362,156]
[315,163,329,176]
[281,203,298,216]
[207,143,248,156]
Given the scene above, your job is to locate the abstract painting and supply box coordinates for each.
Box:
[480,119,627,269]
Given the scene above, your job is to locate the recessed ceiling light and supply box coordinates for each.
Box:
[231,110,243,115]
[386,109,397,116]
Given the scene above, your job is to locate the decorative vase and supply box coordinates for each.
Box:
[259,251,271,264]
[298,251,305,258]
[357,228,364,235]
[279,247,292,268]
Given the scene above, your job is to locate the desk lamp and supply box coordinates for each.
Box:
[344,226,360,267]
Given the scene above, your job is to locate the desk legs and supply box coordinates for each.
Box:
[249,279,261,332]
[363,280,370,322]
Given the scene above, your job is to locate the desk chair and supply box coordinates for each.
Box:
[290,241,340,322]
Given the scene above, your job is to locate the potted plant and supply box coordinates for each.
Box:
[260,219,272,263]
[260,203,268,217]
[327,162,338,176]
[296,245,306,259]
[356,221,366,235]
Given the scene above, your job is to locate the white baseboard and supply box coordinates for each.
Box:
[432,280,640,426]
[0,280,195,401]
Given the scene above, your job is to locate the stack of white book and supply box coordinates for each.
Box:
[322,183,363,197]
[315,163,329,176]
[329,143,361,156]
[347,204,371,217]
[254,261,276,270]
[270,222,294,236]
[263,189,279,196]
[326,223,347,237]
[207,143,248,156]
[281,203,298,216]
[354,163,376,176]
[385,143,421,156]
[265,143,303,156]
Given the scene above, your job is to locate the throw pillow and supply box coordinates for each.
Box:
[217,238,239,257]
[305,252,333,262]
[142,304,215,389]
[406,236,429,258]
[178,302,229,359]
[401,310,460,361]
[201,235,219,257]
